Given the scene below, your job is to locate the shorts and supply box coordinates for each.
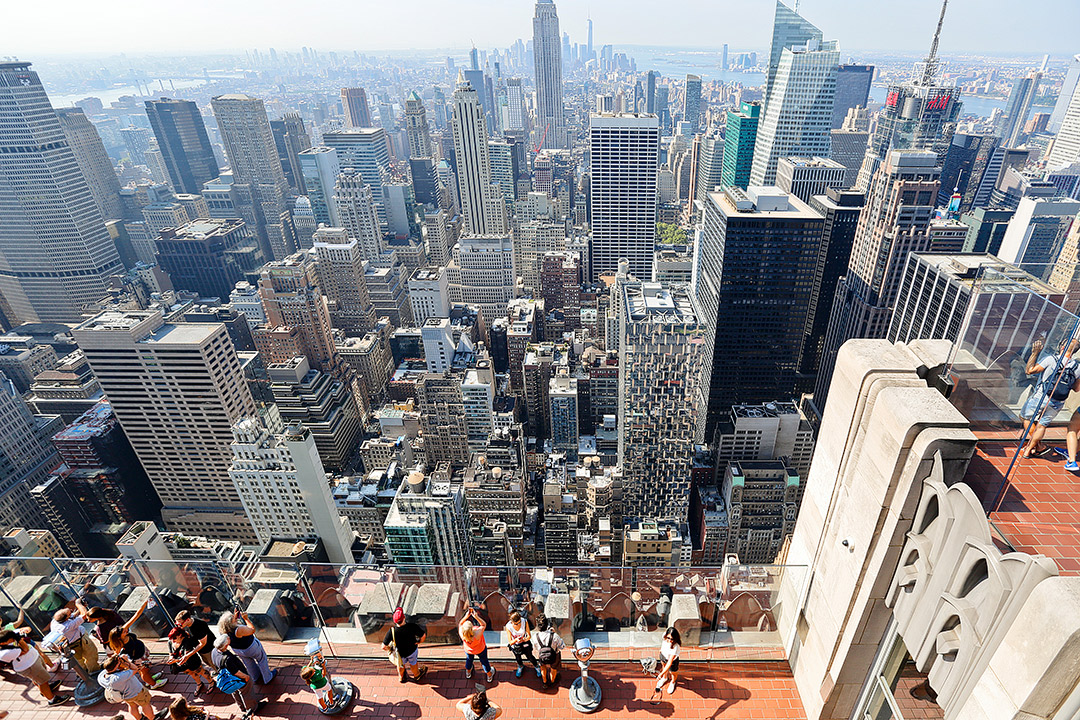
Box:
[402,649,419,666]
[128,687,152,707]
[20,655,51,685]
[1022,389,1063,426]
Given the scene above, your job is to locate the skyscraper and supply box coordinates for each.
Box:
[646,71,658,114]
[589,113,660,281]
[856,0,961,190]
[775,157,846,203]
[720,101,760,189]
[229,418,354,564]
[312,226,376,335]
[323,128,392,223]
[533,0,566,149]
[1049,54,1080,134]
[255,253,337,372]
[764,1,823,104]
[750,37,840,187]
[832,64,874,129]
[695,187,825,435]
[0,61,123,324]
[998,69,1042,147]
[270,112,312,194]
[404,91,433,159]
[683,74,702,134]
[55,108,124,221]
[341,87,373,128]
[451,76,508,235]
[614,269,705,524]
[72,310,258,541]
[211,94,293,260]
[333,171,383,262]
[937,132,1000,210]
[816,151,940,409]
[155,218,264,300]
[298,147,341,227]
[1046,64,1080,170]
[0,372,57,530]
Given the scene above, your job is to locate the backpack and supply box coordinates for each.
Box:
[103,684,125,704]
[1045,359,1079,402]
[215,667,246,695]
[537,631,557,664]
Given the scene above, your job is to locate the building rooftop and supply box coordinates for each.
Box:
[623,281,699,324]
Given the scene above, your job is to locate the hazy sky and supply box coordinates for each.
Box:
[5,0,1077,58]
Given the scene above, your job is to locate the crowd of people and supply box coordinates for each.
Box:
[2,595,687,718]
[0,597,278,719]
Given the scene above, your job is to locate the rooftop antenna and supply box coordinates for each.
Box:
[919,0,949,85]
[793,0,801,12]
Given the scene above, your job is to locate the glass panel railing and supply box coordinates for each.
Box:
[0,559,806,662]
[944,265,1080,512]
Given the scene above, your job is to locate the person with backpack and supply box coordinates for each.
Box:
[533,614,565,687]
[1021,337,1080,459]
[458,606,494,683]
[0,629,70,706]
[211,634,268,715]
[98,654,158,720]
[218,610,276,686]
[503,610,541,679]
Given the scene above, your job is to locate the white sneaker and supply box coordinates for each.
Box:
[666,680,676,695]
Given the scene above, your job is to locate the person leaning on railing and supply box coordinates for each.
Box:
[1021,337,1080,459]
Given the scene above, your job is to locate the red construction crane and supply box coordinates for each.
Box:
[533,123,549,154]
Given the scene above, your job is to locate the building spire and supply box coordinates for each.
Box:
[920,0,949,85]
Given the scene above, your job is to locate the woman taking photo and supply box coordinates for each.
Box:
[218,610,276,685]
[459,606,495,683]
[649,627,681,702]
[503,610,540,679]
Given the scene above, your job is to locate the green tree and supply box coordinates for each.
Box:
[656,222,687,245]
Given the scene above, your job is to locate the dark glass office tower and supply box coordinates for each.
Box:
[145,98,219,194]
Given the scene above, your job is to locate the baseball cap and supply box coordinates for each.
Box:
[392,607,405,624]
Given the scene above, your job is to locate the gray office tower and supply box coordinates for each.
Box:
[56,108,124,222]
[997,69,1042,148]
[695,186,825,437]
[832,64,874,129]
[0,61,123,324]
[683,75,702,133]
[533,0,566,148]
[145,98,219,194]
[856,0,961,191]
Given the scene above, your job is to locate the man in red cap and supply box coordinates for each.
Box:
[382,608,428,683]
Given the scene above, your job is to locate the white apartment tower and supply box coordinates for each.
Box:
[333,171,384,262]
[750,39,840,187]
[0,62,123,324]
[533,0,566,149]
[229,418,355,564]
[451,76,508,236]
[614,267,706,525]
[589,114,660,281]
[211,94,293,260]
[72,311,258,541]
[447,234,517,321]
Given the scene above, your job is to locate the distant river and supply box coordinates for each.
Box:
[47,78,209,108]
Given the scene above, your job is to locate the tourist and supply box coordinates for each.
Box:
[168,696,216,720]
[455,690,503,720]
[106,599,167,689]
[503,610,541,679]
[175,609,215,669]
[533,614,565,686]
[3,608,58,671]
[76,598,125,649]
[218,610,276,685]
[459,606,494,683]
[0,629,70,706]
[649,627,682,703]
[51,607,101,673]
[300,663,334,710]
[211,634,267,715]
[166,627,212,695]
[382,607,428,683]
[1020,337,1080,458]
[99,653,157,720]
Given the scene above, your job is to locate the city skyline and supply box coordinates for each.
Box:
[6,0,1079,56]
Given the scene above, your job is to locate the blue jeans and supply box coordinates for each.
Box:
[232,639,272,684]
[465,647,491,673]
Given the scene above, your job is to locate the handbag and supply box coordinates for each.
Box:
[388,627,403,668]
